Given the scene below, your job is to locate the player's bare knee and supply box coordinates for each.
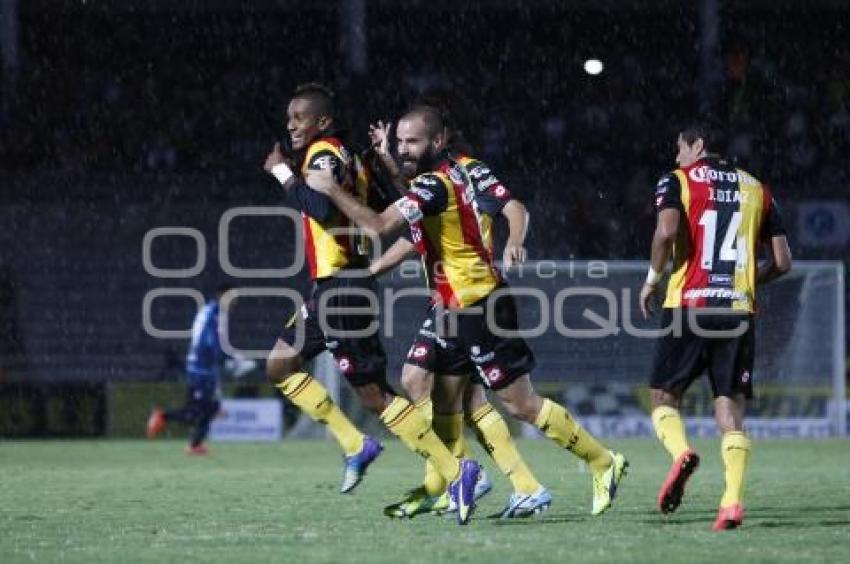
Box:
[353,383,391,414]
[266,342,301,385]
[714,395,745,433]
[400,365,432,403]
[499,393,537,423]
[715,412,742,433]
[650,387,680,409]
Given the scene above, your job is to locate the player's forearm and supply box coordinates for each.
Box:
[269,163,298,191]
[325,185,385,235]
[501,199,529,246]
[647,233,674,282]
[758,236,792,284]
[646,209,680,284]
[376,150,406,191]
[369,238,416,277]
[757,260,782,284]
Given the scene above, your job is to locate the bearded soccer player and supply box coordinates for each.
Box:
[366,117,549,519]
[263,84,480,515]
[306,106,628,520]
[639,120,792,531]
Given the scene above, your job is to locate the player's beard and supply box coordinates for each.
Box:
[401,148,438,179]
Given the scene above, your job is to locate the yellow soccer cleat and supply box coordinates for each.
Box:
[591,451,629,516]
[383,487,445,519]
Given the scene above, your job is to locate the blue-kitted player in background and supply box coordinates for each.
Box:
[146,285,256,454]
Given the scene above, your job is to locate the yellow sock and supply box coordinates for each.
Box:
[470,403,541,495]
[415,398,446,494]
[415,397,434,426]
[651,406,690,459]
[380,396,460,495]
[421,413,467,493]
[534,398,612,473]
[276,372,363,456]
[720,431,752,507]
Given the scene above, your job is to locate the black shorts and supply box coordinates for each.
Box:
[404,304,480,381]
[279,275,387,387]
[650,308,755,399]
[405,286,536,391]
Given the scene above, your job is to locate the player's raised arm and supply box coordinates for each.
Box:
[263,142,297,190]
[367,120,407,193]
[305,167,407,236]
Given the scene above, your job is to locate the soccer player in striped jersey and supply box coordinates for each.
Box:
[366,117,549,519]
[306,106,628,521]
[639,120,792,531]
[263,84,480,513]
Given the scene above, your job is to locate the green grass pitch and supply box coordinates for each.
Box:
[1,438,849,563]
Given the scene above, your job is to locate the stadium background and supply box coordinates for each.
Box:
[0,0,848,440]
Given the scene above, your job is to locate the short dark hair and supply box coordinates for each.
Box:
[679,118,725,153]
[412,92,474,153]
[402,105,445,138]
[293,82,335,118]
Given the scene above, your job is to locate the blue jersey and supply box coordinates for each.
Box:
[185,300,228,382]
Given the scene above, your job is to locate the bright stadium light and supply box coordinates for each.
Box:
[583,58,604,75]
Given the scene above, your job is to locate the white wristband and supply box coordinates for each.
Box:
[271,163,294,186]
[645,266,663,286]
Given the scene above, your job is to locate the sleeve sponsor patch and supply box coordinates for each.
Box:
[306,148,345,183]
[394,196,424,224]
[654,173,682,211]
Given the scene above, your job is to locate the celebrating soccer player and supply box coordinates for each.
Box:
[366,111,550,519]
[305,106,629,520]
[640,120,792,530]
[262,84,480,518]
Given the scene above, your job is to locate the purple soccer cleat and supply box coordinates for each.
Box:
[447,458,481,525]
[340,436,384,494]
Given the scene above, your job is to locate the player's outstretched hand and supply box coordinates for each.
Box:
[305,167,338,194]
[264,142,286,173]
[503,243,527,267]
[368,120,392,155]
[639,283,657,319]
